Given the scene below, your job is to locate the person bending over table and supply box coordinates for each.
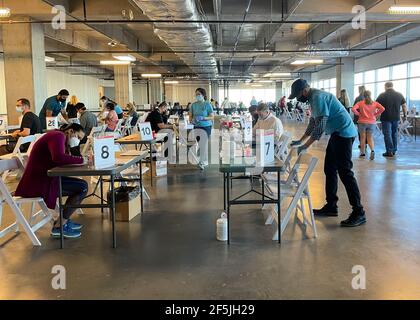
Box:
[0,98,42,155]
[104,103,119,132]
[126,103,139,127]
[39,89,69,130]
[15,123,88,239]
[253,103,284,142]
[289,79,366,228]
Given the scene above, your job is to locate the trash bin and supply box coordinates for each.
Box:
[107,186,141,222]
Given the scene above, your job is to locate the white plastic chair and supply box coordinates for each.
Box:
[264,153,318,241]
[1,135,37,181]
[399,119,413,142]
[0,159,53,246]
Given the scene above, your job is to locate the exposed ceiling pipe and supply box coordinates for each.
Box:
[228,0,252,76]
[44,47,391,54]
[2,19,419,25]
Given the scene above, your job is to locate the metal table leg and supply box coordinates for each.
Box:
[150,142,154,187]
[223,172,226,211]
[100,176,104,213]
[139,159,144,213]
[58,176,64,249]
[227,173,231,245]
[262,177,265,209]
[277,171,281,244]
[110,175,117,248]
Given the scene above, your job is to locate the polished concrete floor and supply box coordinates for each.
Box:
[1,120,420,300]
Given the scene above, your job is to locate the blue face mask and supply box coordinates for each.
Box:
[196,95,204,102]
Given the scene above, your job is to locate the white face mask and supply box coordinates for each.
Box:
[69,136,80,148]
[16,107,23,113]
[103,111,109,118]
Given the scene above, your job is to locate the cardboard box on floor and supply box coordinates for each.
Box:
[115,196,141,222]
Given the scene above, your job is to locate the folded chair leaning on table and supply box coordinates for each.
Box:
[0,158,53,246]
[14,123,88,240]
[263,152,319,240]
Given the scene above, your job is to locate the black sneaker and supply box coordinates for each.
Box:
[340,212,367,227]
[382,152,394,158]
[313,204,338,217]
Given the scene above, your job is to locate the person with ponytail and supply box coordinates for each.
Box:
[15,123,88,239]
[352,90,385,160]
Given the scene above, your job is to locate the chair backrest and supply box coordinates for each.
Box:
[12,135,37,155]
[139,112,150,123]
[26,133,44,157]
[0,158,21,174]
[284,152,318,187]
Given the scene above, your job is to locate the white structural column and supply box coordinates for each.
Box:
[275,81,283,101]
[149,79,163,105]
[336,57,355,103]
[3,20,47,124]
[210,81,219,103]
[114,65,133,105]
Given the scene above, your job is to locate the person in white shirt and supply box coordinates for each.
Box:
[253,103,284,142]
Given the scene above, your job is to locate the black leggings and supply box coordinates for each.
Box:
[61,177,88,219]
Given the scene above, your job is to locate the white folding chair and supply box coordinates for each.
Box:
[264,153,318,241]
[285,107,293,120]
[1,135,37,181]
[81,125,106,155]
[399,119,413,142]
[0,159,53,246]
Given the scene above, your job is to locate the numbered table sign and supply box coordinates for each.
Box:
[243,120,253,143]
[46,117,59,130]
[256,129,274,166]
[139,122,153,140]
[0,115,7,131]
[93,136,115,169]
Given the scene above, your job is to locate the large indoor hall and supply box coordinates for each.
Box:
[0,0,419,305]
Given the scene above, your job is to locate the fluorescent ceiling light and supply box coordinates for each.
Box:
[264,72,291,77]
[141,74,162,78]
[259,80,273,83]
[164,80,179,84]
[112,54,136,62]
[291,59,324,65]
[100,60,131,65]
[251,84,263,87]
[0,7,11,18]
[45,56,55,63]
[389,6,420,14]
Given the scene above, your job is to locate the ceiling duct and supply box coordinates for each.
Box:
[131,0,218,76]
[300,43,350,58]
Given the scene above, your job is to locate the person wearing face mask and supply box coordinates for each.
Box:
[253,103,284,142]
[0,98,42,155]
[39,89,70,130]
[145,102,173,133]
[189,88,214,137]
[289,79,366,228]
[100,96,124,119]
[15,123,88,239]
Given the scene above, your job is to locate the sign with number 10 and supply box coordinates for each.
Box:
[93,136,115,169]
[139,122,153,140]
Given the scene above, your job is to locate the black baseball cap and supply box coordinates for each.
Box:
[289,79,309,99]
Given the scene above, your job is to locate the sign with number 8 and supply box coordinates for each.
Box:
[93,136,115,168]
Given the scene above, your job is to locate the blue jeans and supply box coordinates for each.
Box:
[382,121,399,154]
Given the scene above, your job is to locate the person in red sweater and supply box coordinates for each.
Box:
[15,123,88,239]
[352,91,385,160]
